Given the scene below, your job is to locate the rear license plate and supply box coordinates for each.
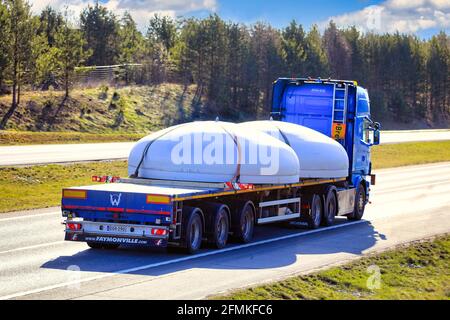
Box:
[106,225,128,233]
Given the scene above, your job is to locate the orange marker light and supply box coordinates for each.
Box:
[147,195,171,204]
[63,190,87,199]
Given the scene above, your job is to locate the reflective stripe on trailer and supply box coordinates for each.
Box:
[62,205,171,215]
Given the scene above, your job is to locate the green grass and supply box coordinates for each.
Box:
[214,235,450,300]
[0,131,144,145]
[0,141,448,213]
[0,83,198,134]
[371,141,450,169]
[0,161,127,213]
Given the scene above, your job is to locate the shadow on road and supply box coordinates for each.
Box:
[41,219,387,276]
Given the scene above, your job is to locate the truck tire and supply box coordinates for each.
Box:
[322,188,337,226]
[306,194,323,229]
[182,207,204,254]
[231,201,255,244]
[206,204,230,249]
[348,184,366,221]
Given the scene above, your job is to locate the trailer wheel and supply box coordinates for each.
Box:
[201,203,230,249]
[348,184,366,221]
[182,207,204,254]
[232,201,255,243]
[306,194,323,229]
[322,188,337,226]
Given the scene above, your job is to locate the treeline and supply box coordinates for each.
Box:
[0,0,449,129]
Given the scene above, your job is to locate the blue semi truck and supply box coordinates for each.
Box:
[62,78,381,253]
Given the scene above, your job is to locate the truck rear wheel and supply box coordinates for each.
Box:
[306,194,323,229]
[231,201,255,244]
[322,188,337,226]
[203,203,230,249]
[182,207,204,254]
[348,184,366,221]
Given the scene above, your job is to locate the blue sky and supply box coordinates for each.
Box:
[30,0,449,38]
[214,0,381,28]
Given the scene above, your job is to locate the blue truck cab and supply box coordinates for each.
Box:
[271,78,381,202]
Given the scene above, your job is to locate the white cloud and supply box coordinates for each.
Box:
[28,0,217,30]
[320,0,450,34]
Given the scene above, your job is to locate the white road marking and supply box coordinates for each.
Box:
[374,162,450,175]
[0,241,66,255]
[374,181,450,195]
[0,219,365,300]
[0,211,59,223]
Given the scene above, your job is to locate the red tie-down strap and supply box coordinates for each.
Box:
[225,182,255,191]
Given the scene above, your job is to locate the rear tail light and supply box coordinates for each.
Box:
[151,228,167,236]
[67,223,82,231]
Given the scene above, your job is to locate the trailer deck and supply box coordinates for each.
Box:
[64,177,347,203]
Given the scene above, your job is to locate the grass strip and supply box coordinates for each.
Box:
[214,235,450,300]
[0,161,127,212]
[372,140,450,169]
[0,141,448,213]
[0,131,144,145]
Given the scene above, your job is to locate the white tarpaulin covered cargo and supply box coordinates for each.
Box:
[238,120,349,179]
[128,121,300,184]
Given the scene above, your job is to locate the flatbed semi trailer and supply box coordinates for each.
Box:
[63,177,353,253]
[62,78,381,253]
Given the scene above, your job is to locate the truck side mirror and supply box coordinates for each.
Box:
[373,129,380,146]
[374,122,381,130]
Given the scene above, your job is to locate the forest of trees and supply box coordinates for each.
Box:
[0,0,449,129]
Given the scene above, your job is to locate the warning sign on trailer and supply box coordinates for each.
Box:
[332,123,346,140]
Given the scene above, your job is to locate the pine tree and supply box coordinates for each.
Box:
[118,12,144,83]
[0,0,34,129]
[80,2,119,66]
[427,32,450,123]
[38,6,63,47]
[304,25,329,78]
[147,14,177,52]
[249,22,284,117]
[323,21,352,79]
[0,1,10,92]
[56,9,91,99]
[281,20,307,77]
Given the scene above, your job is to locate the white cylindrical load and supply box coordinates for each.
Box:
[128,121,300,184]
[238,120,349,179]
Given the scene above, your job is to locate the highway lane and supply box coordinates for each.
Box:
[0,129,449,166]
[0,142,132,166]
[380,129,450,144]
[0,162,449,300]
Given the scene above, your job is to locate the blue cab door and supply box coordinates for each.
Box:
[353,88,372,176]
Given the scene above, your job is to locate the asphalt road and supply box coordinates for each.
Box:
[0,162,449,300]
[0,130,449,166]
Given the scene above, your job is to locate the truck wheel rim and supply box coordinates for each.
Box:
[217,214,228,245]
[328,198,336,217]
[190,220,201,249]
[358,191,365,212]
[242,209,253,238]
[313,198,321,225]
